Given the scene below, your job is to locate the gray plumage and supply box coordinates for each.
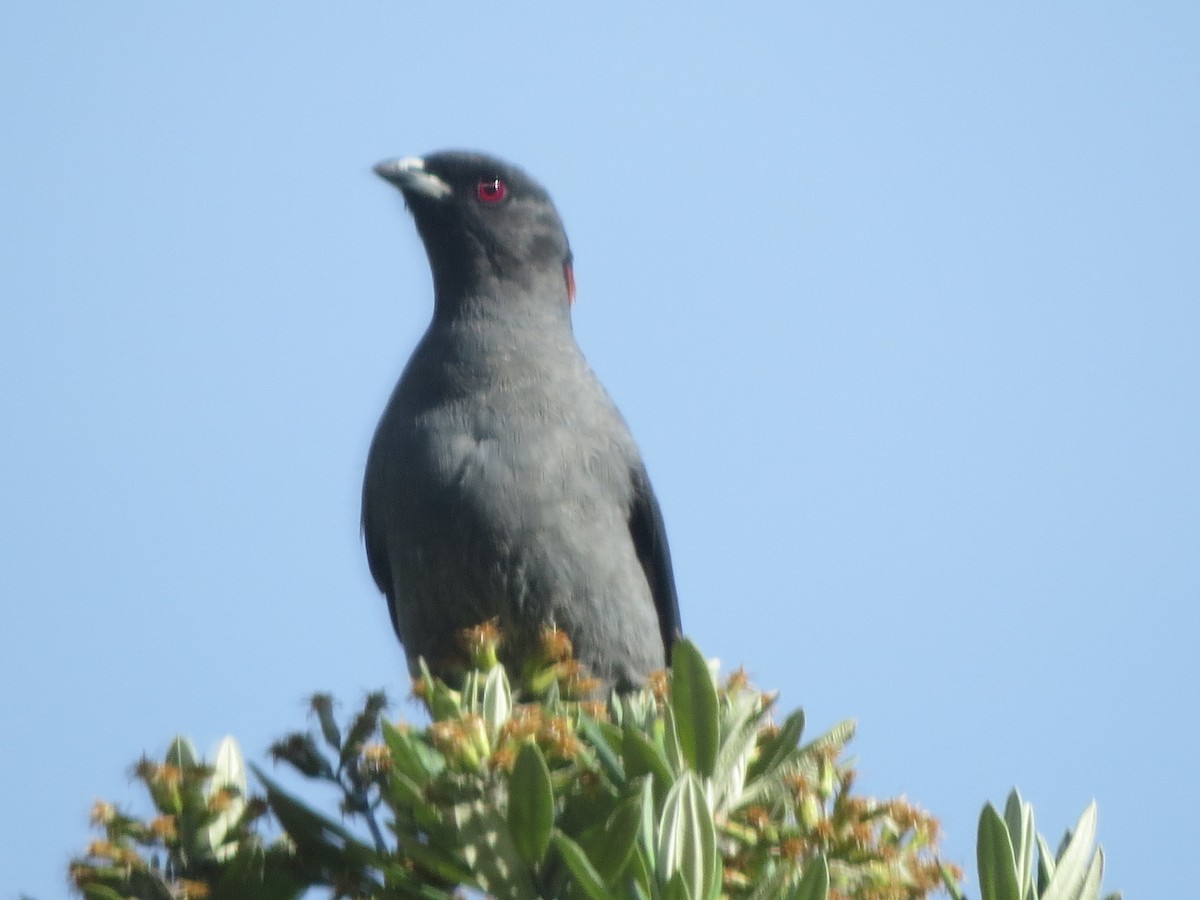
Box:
[362,151,679,690]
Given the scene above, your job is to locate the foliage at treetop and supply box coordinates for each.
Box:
[67,627,1117,900]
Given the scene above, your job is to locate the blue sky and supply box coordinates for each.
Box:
[2,4,1196,896]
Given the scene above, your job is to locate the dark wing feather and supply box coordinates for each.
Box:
[628,465,681,660]
[362,456,404,643]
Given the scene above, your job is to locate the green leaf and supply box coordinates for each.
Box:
[746,707,805,783]
[203,736,247,861]
[1003,789,1035,900]
[159,736,205,838]
[639,773,658,872]
[745,865,794,900]
[618,689,659,732]
[940,861,968,900]
[710,690,766,812]
[381,718,445,782]
[394,830,475,887]
[557,780,619,846]
[508,742,555,868]
[663,870,694,900]
[453,800,538,898]
[978,803,1021,900]
[211,841,310,899]
[1036,833,1057,893]
[588,794,643,884]
[254,767,362,847]
[670,640,720,778]
[553,830,611,900]
[706,844,723,900]
[481,664,512,741]
[309,693,342,750]
[1079,847,1105,900]
[80,886,130,900]
[210,735,247,794]
[419,658,464,721]
[623,724,675,805]
[340,690,387,769]
[627,846,656,900]
[796,718,855,759]
[657,772,718,900]
[269,733,334,780]
[1042,802,1098,900]
[253,767,381,890]
[788,855,830,900]
[579,712,625,785]
[165,736,198,768]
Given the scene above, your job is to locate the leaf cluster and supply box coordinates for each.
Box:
[946,789,1121,900]
[70,737,305,899]
[262,635,950,898]
[66,631,1118,900]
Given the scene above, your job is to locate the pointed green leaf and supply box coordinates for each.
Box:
[787,855,830,900]
[1043,802,1098,900]
[253,766,381,884]
[1003,789,1035,899]
[553,830,611,900]
[254,767,358,846]
[670,640,719,777]
[381,718,445,782]
[394,829,475,886]
[657,772,718,900]
[940,860,968,900]
[618,689,659,732]
[624,724,675,805]
[745,865,793,900]
[706,841,723,900]
[269,733,334,779]
[1079,846,1105,900]
[579,712,625,784]
[978,803,1021,900]
[588,794,643,883]
[419,658,464,721]
[160,736,204,822]
[1037,832,1057,892]
[639,773,658,871]
[340,691,387,769]
[628,846,655,900]
[309,693,342,750]
[204,736,247,861]
[210,736,247,795]
[81,887,131,900]
[508,741,555,868]
[747,708,805,783]
[663,702,685,773]
[663,870,694,900]
[165,736,198,768]
[796,718,855,757]
[710,691,766,812]
[459,670,481,714]
[452,800,538,897]
[481,664,512,740]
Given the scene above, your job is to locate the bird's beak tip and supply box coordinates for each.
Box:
[373,156,452,200]
[373,156,419,182]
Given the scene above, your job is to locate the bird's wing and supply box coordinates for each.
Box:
[628,465,682,659]
[361,459,403,641]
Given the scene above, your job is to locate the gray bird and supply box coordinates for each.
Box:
[362,151,680,690]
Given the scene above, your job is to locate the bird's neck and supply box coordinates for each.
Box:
[432,271,574,334]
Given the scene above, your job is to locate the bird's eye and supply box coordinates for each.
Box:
[476,178,508,204]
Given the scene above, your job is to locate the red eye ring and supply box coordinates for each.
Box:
[477,178,508,204]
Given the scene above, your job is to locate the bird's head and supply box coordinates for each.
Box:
[375,151,576,313]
